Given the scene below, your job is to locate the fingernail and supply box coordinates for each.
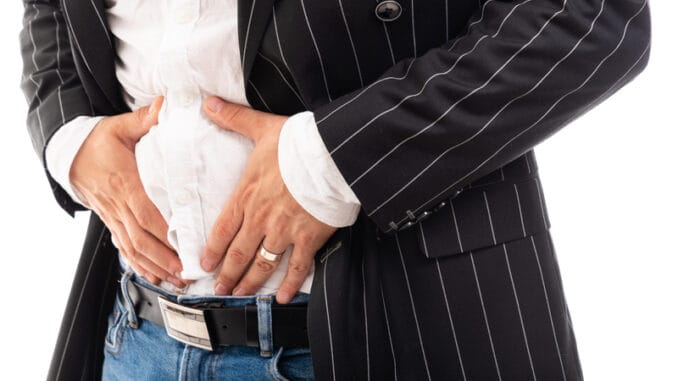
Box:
[233,287,246,296]
[201,257,217,271]
[214,283,228,295]
[206,97,225,113]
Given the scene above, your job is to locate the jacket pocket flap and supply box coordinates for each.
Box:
[416,177,550,259]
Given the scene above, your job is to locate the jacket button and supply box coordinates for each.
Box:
[375,1,402,22]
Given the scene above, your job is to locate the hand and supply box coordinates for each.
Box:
[200,97,337,303]
[70,97,187,287]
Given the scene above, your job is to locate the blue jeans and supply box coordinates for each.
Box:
[102,269,314,380]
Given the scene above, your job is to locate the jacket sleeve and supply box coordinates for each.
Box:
[19,0,95,216]
[313,0,652,233]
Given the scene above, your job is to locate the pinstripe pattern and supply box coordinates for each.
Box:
[504,244,538,380]
[321,247,337,380]
[248,79,272,112]
[88,0,111,47]
[395,234,432,380]
[256,52,306,107]
[327,1,503,155]
[377,0,396,66]
[361,258,371,381]
[470,252,502,380]
[364,0,567,215]
[241,0,258,68]
[55,227,107,380]
[337,0,364,87]
[398,0,649,225]
[20,0,98,216]
[311,0,495,125]
[52,11,66,125]
[379,284,398,379]
[311,0,492,126]
[434,258,467,380]
[531,236,567,380]
[27,4,46,142]
[21,0,648,379]
[515,184,528,237]
[311,0,650,232]
[258,2,643,378]
[299,0,332,101]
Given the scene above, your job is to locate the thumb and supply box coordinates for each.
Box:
[204,96,281,141]
[123,96,164,142]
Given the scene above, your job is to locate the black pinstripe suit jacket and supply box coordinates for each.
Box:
[20,0,651,380]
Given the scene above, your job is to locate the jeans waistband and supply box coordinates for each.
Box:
[117,258,309,357]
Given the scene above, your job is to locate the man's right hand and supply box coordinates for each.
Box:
[70,97,186,288]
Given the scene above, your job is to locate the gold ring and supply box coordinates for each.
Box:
[258,245,284,262]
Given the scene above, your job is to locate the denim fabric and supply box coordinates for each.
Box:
[102,270,314,380]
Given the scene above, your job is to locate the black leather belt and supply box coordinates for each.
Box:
[123,278,309,351]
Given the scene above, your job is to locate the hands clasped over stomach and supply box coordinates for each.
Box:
[70,96,336,303]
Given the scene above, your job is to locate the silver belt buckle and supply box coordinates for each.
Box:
[157,297,214,351]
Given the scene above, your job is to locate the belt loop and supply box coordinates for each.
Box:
[256,295,274,357]
[120,270,139,328]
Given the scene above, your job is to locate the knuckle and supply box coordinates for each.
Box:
[227,248,251,266]
[296,232,314,247]
[255,260,275,274]
[240,185,256,204]
[267,216,287,236]
[130,235,147,253]
[288,259,310,275]
[135,211,152,229]
[127,250,138,261]
[106,173,125,193]
[250,209,267,228]
[221,106,244,125]
[214,220,236,240]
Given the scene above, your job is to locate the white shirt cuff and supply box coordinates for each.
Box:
[278,111,361,227]
[45,115,105,208]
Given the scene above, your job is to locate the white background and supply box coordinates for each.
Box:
[0,2,676,380]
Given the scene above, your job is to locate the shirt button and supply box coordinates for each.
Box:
[179,92,197,107]
[375,1,403,22]
[175,190,193,205]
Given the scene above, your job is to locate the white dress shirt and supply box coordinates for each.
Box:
[45,0,360,295]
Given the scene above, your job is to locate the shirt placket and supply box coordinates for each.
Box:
[156,0,207,270]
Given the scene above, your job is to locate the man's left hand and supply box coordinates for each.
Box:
[200,96,337,303]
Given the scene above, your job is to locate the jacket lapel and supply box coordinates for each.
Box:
[61,0,126,112]
[238,0,276,88]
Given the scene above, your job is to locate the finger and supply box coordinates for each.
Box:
[213,221,263,295]
[119,96,164,143]
[118,203,184,278]
[203,96,285,141]
[108,216,186,288]
[232,234,290,296]
[121,246,160,285]
[201,191,244,272]
[125,178,173,249]
[103,215,159,285]
[276,244,315,304]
